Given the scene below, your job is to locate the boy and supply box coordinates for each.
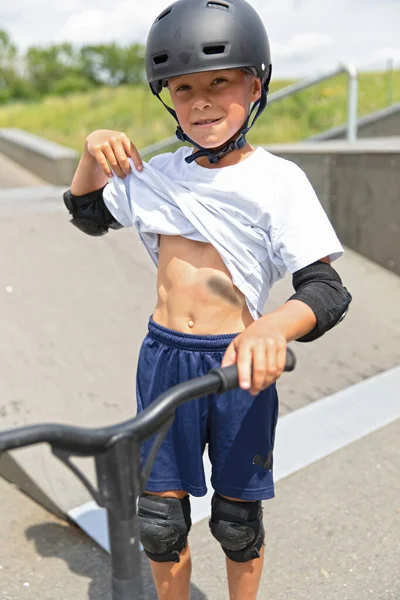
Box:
[64,0,351,598]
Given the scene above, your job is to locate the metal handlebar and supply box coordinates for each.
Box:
[0,349,296,600]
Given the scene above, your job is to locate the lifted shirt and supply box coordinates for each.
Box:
[103,146,343,320]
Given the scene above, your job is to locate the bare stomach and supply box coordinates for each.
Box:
[152,235,256,335]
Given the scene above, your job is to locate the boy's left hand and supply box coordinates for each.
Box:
[221,319,287,395]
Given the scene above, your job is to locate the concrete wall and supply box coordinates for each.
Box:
[265,138,400,276]
[310,103,400,141]
[0,128,79,186]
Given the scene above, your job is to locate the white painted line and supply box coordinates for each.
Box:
[69,502,110,553]
[68,366,400,553]
[273,365,400,481]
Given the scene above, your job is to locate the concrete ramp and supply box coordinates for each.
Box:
[0,151,48,188]
[0,129,78,185]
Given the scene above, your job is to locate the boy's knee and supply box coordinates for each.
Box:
[144,490,188,499]
[209,492,265,563]
[138,491,191,563]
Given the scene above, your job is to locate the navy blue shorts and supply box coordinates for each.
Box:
[136,317,279,501]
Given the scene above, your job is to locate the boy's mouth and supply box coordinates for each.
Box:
[193,117,223,127]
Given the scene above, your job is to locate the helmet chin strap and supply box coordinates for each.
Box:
[177,127,247,165]
[156,85,268,165]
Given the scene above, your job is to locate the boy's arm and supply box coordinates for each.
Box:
[220,300,312,396]
[259,299,317,343]
[70,130,143,196]
[70,147,108,196]
[221,258,352,396]
[286,258,351,342]
[64,130,144,236]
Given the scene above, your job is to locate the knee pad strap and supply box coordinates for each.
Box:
[209,492,265,563]
[138,493,191,563]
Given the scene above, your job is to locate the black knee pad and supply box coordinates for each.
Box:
[138,493,191,563]
[209,492,265,563]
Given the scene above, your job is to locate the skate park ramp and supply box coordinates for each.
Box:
[309,101,400,141]
[0,144,399,598]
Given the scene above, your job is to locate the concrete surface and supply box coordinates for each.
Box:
[268,137,400,153]
[0,153,48,188]
[191,420,400,600]
[1,419,398,600]
[0,129,78,186]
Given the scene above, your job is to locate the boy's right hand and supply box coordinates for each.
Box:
[85,130,143,179]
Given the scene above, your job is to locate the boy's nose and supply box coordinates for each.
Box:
[192,97,213,111]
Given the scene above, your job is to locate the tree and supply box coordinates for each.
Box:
[0,29,18,102]
[80,42,145,86]
[25,43,90,95]
[0,33,147,102]
[0,30,17,69]
[124,43,146,85]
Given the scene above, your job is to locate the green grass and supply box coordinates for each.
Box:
[0,70,399,152]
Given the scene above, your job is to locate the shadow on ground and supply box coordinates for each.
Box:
[25,522,209,599]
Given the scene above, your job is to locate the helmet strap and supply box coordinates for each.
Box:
[155,84,268,165]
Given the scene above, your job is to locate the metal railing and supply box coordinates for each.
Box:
[140,63,359,157]
[268,64,358,143]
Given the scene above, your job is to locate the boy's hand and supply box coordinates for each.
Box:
[85,130,143,179]
[221,319,287,395]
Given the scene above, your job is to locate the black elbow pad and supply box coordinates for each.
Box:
[288,261,352,342]
[63,186,124,237]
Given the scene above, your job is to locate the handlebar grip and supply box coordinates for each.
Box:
[212,347,296,393]
[284,347,296,372]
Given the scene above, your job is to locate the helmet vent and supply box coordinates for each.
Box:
[153,54,169,65]
[156,7,172,22]
[203,45,226,55]
[207,1,229,9]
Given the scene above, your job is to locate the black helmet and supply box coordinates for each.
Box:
[145,0,272,164]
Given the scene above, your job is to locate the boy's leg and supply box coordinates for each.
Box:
[209,384,279,600]
[221,494,265,600]
[141,490,192,600]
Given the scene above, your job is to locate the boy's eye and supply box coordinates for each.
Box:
[175,78,228,92]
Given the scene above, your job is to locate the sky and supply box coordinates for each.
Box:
[1,0,400,78]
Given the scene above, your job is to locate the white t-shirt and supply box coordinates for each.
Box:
[103,146,343,320]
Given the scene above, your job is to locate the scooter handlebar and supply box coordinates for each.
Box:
[210,347,296,393]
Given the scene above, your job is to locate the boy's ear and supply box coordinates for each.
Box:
[250,78,262,102]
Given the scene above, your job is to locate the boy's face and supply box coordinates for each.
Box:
[168,68,262,150]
